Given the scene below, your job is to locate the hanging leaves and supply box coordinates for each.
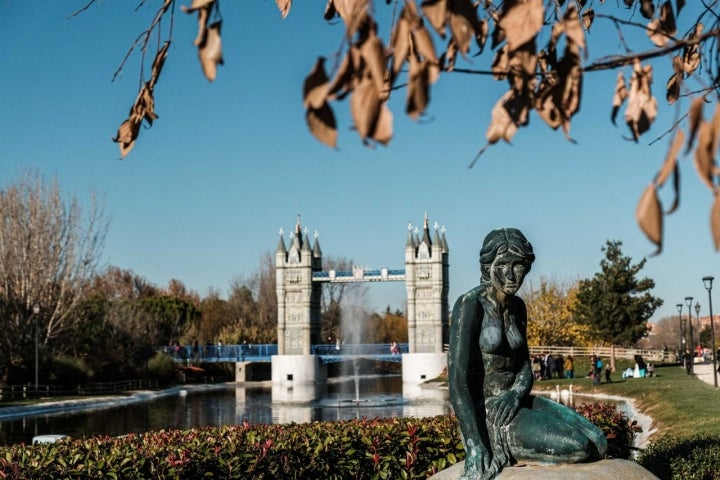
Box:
[665,55,683,105]
[712,194,720,250]
[625,60,657,141]
[183,0,224,82]
[636,184,663,254]
[647,1,677,47]
[611,71,628,125]
[112,42,171,158]
[303,57,338,148]
[683,22,703,75]
[275,0,292,19]
[497,0,544,53]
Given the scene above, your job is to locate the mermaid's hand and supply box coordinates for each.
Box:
[491,390,520,426]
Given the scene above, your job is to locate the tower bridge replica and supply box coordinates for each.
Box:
[271,214,449,390]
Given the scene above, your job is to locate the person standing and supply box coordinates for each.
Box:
[564,355,574,379]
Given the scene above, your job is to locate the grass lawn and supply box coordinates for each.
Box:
[533,362,720,440]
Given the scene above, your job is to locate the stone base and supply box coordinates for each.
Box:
[428,459,659,480]
[402,352,447,385]
[271,355,327,385]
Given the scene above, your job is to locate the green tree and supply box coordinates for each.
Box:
[572,240,663,347]
[524,278,592,347]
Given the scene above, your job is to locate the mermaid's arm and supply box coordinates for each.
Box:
[449,289,492,476]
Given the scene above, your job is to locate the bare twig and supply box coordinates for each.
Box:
[648,112,689,146]
[67,0,98,19]
[584,27,720,72]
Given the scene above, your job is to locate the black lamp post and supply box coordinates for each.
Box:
[702,276,718,389]
[695,301,701,349]
[676,303,684,359]
[33,304,40,394]
[686,296,694,373]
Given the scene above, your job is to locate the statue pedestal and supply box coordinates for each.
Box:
[428,459,659,480]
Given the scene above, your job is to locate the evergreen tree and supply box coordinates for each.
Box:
[572,241,663,347]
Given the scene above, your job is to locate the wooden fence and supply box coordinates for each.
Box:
[528,346,669,363]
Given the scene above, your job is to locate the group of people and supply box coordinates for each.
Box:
[531,353,575,380]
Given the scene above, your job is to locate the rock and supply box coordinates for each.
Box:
[428,459,660,480]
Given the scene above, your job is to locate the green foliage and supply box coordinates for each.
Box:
[572,240,663,347]
[638,434,720,480]
[0,416,463,479]
[575,402,641,459]
[48,355,93,386]
[146,352,178,384]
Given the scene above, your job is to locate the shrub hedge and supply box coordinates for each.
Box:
[638,434,720,480]
[0,416,463,479]
[0,401,645,479]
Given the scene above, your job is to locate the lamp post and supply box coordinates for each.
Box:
[676,303,684,359]
[695,301,701,351]
[702,276,718,389]
[686,296,694,373]
[32,304,40,394]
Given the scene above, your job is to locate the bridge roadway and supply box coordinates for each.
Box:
[163,343,408,365]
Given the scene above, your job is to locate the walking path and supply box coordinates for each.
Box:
[691,361,718,388]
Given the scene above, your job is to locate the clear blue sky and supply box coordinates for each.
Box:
[2,1,716,323]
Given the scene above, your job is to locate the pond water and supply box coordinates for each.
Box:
[0,375,451,446]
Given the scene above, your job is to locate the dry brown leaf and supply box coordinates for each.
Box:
[361,29,388,95]
[420,0,448,36]
[180,0,214,13]
[441,38,458,72]
[665,55,682,105]
[306,103,338,148]
[303,57,329,110]
[582,8,595,31]
[686,96,705,154]
[712,194,720,250]
[560,59,582,119]
[636,183,663,253]
[411,20,438,63]
[372,103,393,145]
[491,45,509,80]
[350,77,381,141]
[112,115,142,159]
[391,16,410,75]
[676,0,685,14]
[611,71,627,125]
[683,22,703,75]
[695,122,717,191]
[149,41,170,89]
[640,0,655,18]
[327,48,358,100]
[198,21,223,82]
[406,56,430,120]
[625,60,657,141]
[448,0,483,54]
[647,1,677,47]
[275,0,292,19]
[485,90,519,144]
[335,0,370,37]
[563,5,585,49]
[694,121,717,191]
[656,129,684,187]
[190,6,209,47]
[498,0,544,52]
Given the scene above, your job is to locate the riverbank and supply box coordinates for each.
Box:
[0,381,269,421]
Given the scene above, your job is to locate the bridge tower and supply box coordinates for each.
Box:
[403,213,449,383]
[272,216,326,392]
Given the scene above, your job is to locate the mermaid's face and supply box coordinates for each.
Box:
[490,252,527,295]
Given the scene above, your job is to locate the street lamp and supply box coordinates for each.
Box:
[676,303,684,359]
[695,301,701,350]
[32,304,40,394]
[702,276,718,389]
[686,296,694,373]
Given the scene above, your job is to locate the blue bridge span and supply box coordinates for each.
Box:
[163,343,408,364]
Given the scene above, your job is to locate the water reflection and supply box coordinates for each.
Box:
[0,375,450,446]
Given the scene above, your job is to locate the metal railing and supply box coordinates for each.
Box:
[0,380,160,402]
